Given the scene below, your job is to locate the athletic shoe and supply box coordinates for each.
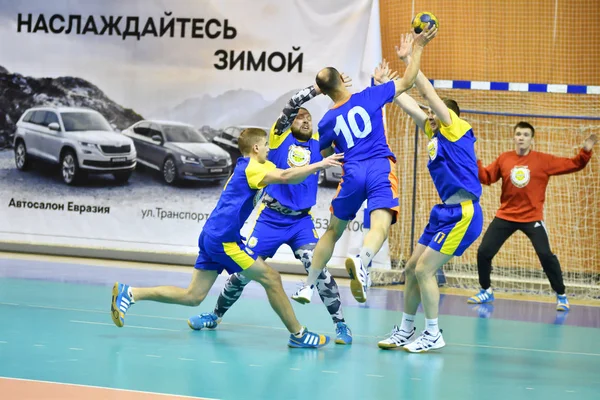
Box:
[467,288,494,304]
[288,328,330,348]
[345,256,368,303]
[378,325,416,349]
[291,284,314,304]
[403,330,446,353]
[335,322,353,345]
[556,294,570,312]
[188,312,221,330]
[111,282,133,328]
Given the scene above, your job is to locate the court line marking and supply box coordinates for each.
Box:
[179,358,195,361]
[322,370,338,374]
[70,320,181,332]
[366,374,384,378]
[69,348,83,351]
[289,368,301,371]
[3,302,599,358]
[210,361,227,364]
[0,377,220,400]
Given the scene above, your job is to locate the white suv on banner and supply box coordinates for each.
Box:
[13,107,137,185]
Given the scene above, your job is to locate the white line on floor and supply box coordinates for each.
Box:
[6,303,597,358]
[69,320,181,332]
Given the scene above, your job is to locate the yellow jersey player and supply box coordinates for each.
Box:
[110,128,343,348]
[374,33,483,352]
[188,83,353,345]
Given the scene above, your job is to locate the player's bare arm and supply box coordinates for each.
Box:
[260,153,344,185]
[397,32,451,125]
[373,59,428,131]
[393,26,437,97]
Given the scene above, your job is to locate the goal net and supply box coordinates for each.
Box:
[375,0,600,298]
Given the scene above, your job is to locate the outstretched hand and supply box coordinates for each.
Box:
[395,33,414,62]
[583,133,598,151]
[340,72,352,88]
[319,152,344,169]
[413,25,438,47]
[373,59,400,85]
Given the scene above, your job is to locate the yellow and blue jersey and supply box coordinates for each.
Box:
[424,109,482,202]
[202,157,276,242]
[265,123,321,211]
[318,80,396,162]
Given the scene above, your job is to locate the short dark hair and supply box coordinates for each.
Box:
[443,99,460,116]
[315,67,342,96]
[513,121,535,137]
[238,128,267,155]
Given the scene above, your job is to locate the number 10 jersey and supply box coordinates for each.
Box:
[318,81,399,222]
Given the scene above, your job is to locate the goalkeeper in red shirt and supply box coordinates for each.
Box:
[468,121,597,311]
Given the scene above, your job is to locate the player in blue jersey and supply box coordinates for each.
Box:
[291,26,437,305]
[375,34,483,353]
[187,82,353,345]
[110,128,343,348]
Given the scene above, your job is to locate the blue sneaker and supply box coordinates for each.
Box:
[111,282,133,327]
[288,328,330,348]
[188,312,221,330]
[335,322,353,345]
[556,294,570,311]
[467,289,494,304]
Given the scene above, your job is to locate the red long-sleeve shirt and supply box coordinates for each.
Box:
[478,148,593,222]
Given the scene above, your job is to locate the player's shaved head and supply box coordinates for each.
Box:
[316,67,343,96]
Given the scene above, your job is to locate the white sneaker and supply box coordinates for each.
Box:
[403,330,446,353]
[378,325,416,349]
[345,256,368,303]
[291,284,314,304]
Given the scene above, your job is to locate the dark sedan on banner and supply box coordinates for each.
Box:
[122,120,232,185]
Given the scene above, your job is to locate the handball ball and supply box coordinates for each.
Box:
[412,12,439,34]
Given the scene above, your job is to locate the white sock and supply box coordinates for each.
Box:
[128,287,135,303]
[305,267,320,287]
[293,326,306,338]
[400,313,415,332]
[359,248,375,269]
[485,287,493,294]
[425,318,439,335]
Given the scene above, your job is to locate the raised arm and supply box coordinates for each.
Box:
[544,134,597,176]
[392,28,437,98]
[396,32,451,125]
[373,59,428,132]
[393,93,428,132]
[272,85,320,136]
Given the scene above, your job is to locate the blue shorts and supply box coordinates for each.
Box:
[418,200,483,256]
[245,206,318,259]
[194,231,257,274]
[331,157,399,222]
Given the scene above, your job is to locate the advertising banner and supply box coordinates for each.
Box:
[0,0,391,269]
